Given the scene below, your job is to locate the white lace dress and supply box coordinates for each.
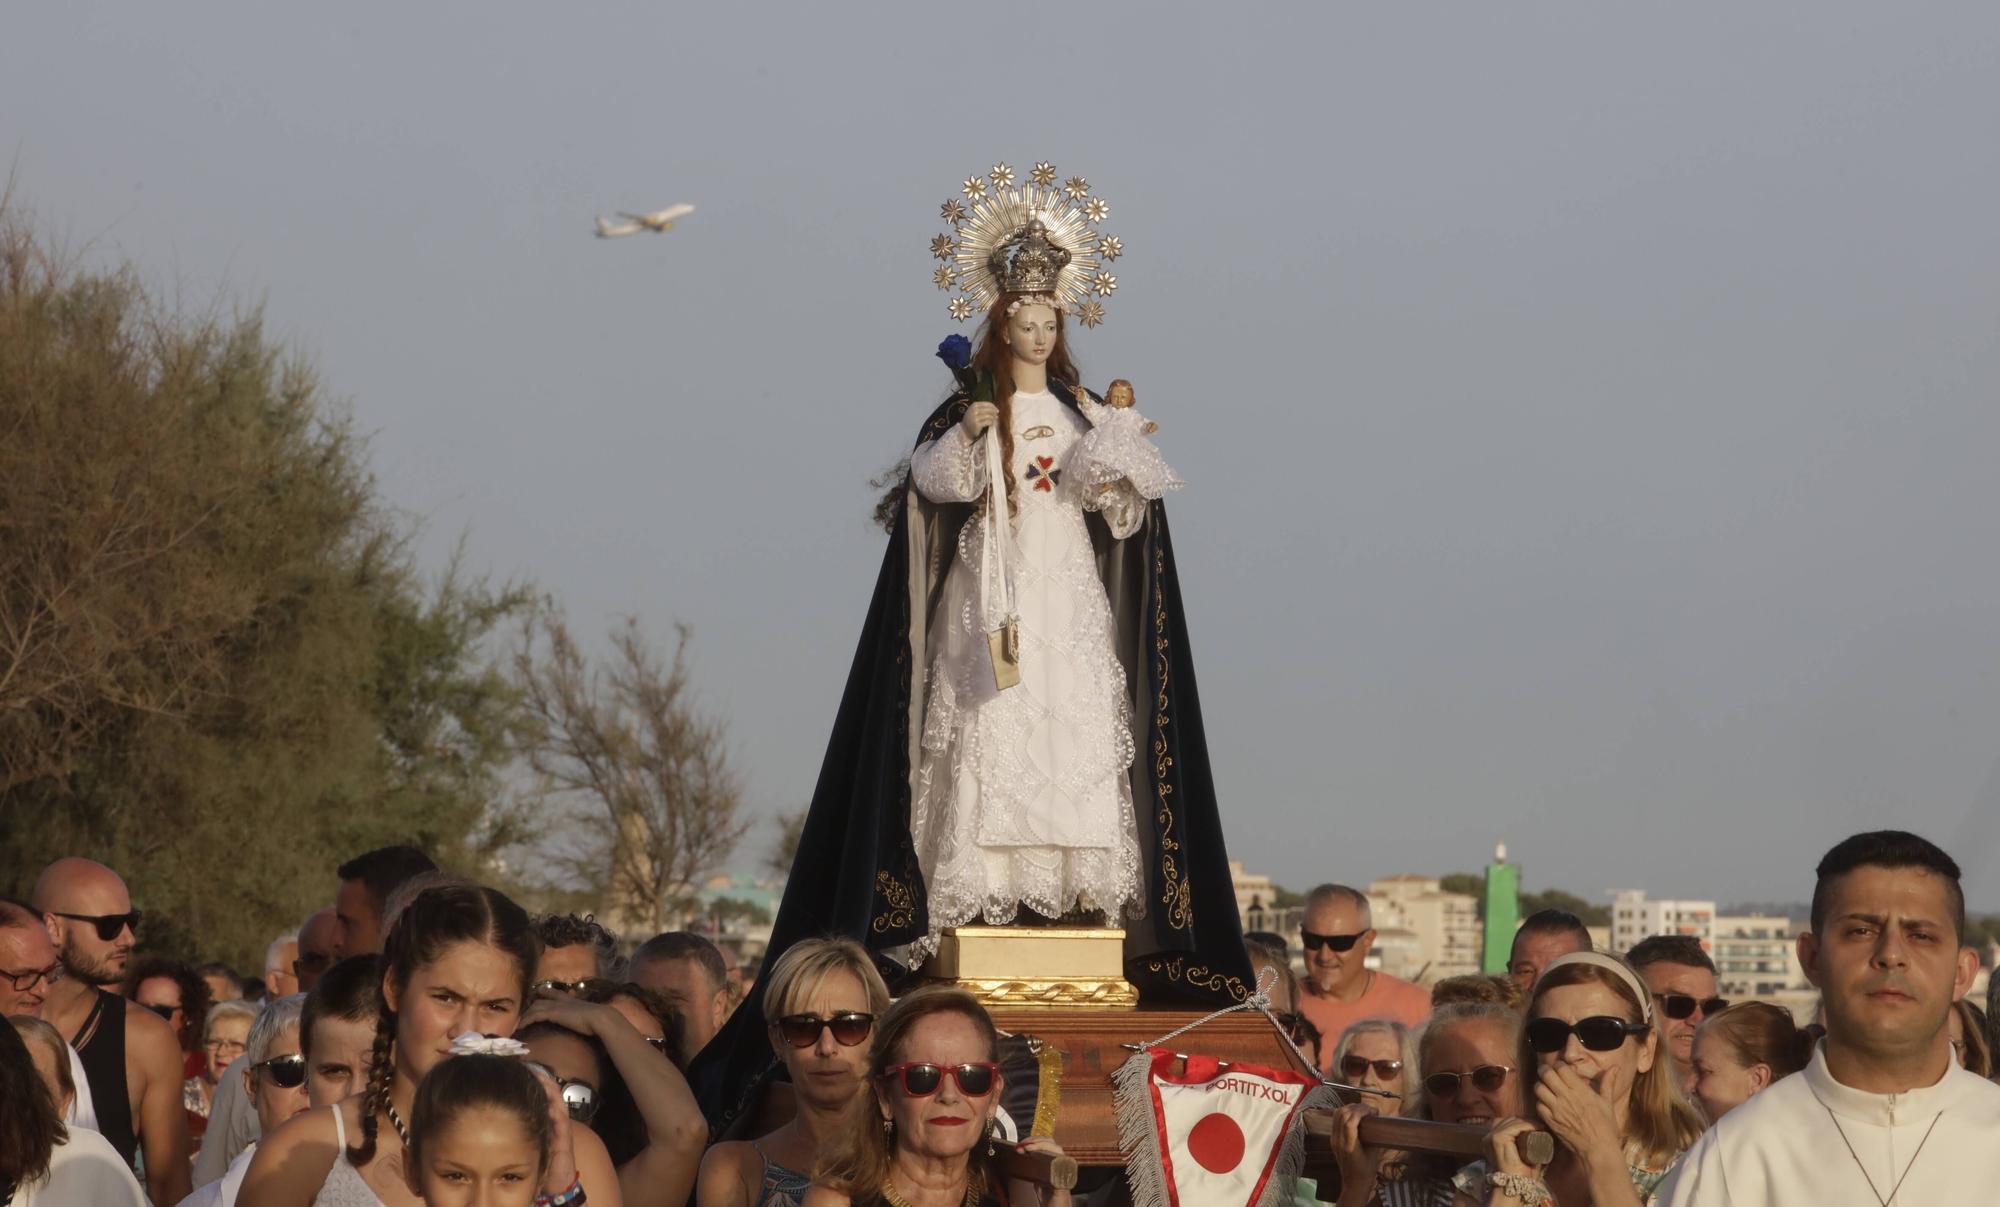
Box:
[906,387,1176,959]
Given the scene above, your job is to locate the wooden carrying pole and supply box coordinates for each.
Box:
[1301,1110,1555,1201]
[994,1140,1080,1191]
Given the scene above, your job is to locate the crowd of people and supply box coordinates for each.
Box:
[1291,830,2000,1205]
[3,829,1998,1206]
[0,846,1067,1207]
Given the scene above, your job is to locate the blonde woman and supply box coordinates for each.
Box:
[698,938,892,1207]
[1466,953,1703,1206]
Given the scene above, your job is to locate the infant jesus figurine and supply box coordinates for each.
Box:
[1090,379,1158,496]
[1103,378,1159,433]
[1065,378,1179,502]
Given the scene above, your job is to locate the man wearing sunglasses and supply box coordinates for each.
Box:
[1658,831,2000,1205]
[33,857,192,1206]
[632,930,732,1057]
[1295,884,1430,1076]
[1626,934,1725,1094]
[291,908,339,994]
[182,994,310,1207]
[532,911,626,989]
[262,930,301,999]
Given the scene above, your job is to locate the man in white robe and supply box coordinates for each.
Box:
[1658,830,2000,1204]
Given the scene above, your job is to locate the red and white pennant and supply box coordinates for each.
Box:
[1114,1050,1336,1207]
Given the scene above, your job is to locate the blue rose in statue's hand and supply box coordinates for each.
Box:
[936,334,973,371]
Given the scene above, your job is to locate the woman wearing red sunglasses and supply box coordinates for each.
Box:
[807,989,1068,1207]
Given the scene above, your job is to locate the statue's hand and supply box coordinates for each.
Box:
[960,401,1000,439]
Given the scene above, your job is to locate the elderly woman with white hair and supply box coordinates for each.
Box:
[180,993,308,1206]
[188,1000,259,1157]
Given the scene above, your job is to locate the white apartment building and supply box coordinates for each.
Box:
[1712,914,1809,998]
[1610,889,1715,956]
[1368,875,1482,984]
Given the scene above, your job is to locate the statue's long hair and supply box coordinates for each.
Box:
[967,294,1081,512]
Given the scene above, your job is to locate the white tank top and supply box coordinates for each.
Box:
[313,1104,389,1207]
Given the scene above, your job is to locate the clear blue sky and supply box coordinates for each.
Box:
[8,2,1999,910]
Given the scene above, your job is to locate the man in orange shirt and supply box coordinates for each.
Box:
[1293,883,1431,1078]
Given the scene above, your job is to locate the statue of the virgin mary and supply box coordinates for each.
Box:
[693,161,1254,1129]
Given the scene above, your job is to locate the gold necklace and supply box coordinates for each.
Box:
[879,1172,980,1207]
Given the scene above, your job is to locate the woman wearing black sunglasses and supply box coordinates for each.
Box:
[808,988,1068,1207]
[1458,953,1702,1207]
[698,939,892,1207]
[1329,1002,1525,1206]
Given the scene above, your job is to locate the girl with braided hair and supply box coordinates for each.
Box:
[239,883,623,1206]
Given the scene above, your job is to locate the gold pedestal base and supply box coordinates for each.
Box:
[924,925,1139,1008]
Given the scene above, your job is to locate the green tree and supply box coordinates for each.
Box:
[512,609,748,934]
[1440,872,1485,901]
[0,205,534,970]
[705,896,771,929]
[1520,888,1611,928]
[765,807,807,881]
[1436,873,1611,927]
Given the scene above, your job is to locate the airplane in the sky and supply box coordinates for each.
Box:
[594,204,695,238]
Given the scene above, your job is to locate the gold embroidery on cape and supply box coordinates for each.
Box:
[1143,955,1248,1002]
[873,870,916,934]
[1151,533,1190,931]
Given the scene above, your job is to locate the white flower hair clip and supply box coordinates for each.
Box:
[1004,293,1067,318]
[449,1032,532,1058]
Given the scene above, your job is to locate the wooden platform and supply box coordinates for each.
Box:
[988,1003,1314,1166]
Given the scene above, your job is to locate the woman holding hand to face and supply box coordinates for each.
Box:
[1463,953,1703,1207]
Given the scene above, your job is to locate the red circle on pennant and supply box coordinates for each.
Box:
[1186,1112,1246,1174]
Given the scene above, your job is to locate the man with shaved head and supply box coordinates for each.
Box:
[34,857,192,1205]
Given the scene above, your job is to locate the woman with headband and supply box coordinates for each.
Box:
[1459,952,1702,1206]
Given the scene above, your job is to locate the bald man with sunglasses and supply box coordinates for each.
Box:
[34,857,192,1206]
[1295,883,1431,1076]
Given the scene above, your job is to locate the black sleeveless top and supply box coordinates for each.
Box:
[73,987,139,1165]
